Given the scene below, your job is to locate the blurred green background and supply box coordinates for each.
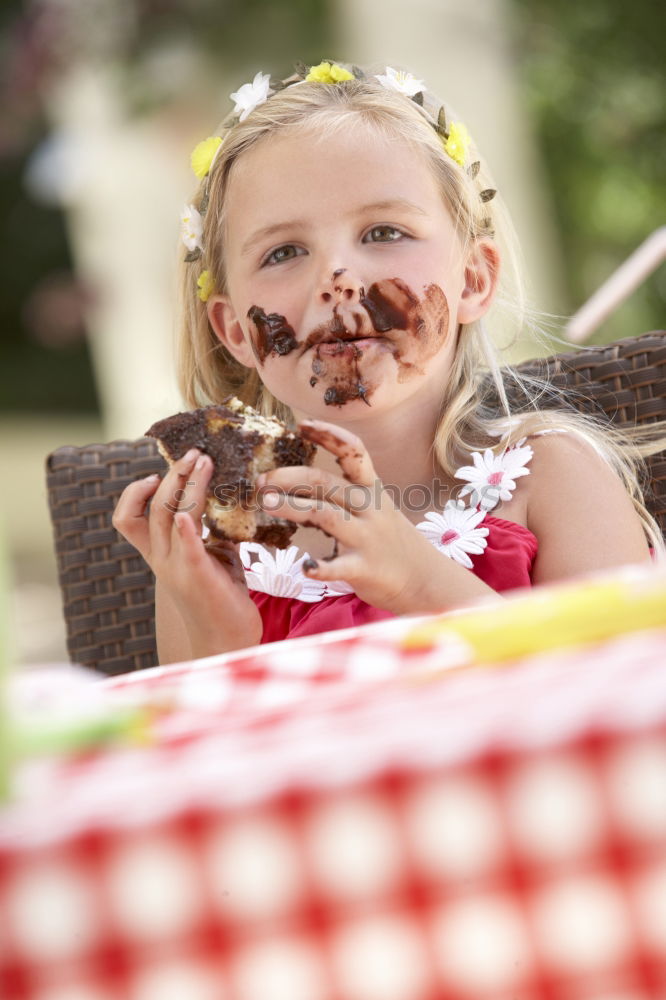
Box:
[0,0,663,665]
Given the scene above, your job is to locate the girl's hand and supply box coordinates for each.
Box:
[112,449,262,654]
[255,420,458,615]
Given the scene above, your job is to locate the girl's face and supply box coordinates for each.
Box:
[209,125,495,421]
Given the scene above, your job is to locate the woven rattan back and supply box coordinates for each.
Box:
[46,332,666,675]
[46,439,166,674]
[512,332,666,535]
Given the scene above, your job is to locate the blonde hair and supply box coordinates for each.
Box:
[176,64,665,553]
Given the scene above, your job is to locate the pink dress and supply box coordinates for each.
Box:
[240,438,539,644]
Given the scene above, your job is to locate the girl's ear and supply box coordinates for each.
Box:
[456,239,501,326]
[207,295,257,369]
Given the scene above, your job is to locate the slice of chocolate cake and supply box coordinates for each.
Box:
[146,397,316,547]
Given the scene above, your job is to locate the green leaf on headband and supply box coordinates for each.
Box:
[352,65,365,79]
[270,77,288,91]
[294,60,309,78]
[480,189,497,202]
[199,191,209,215]
[412,91,424,106]
[184,249,202,262]
[438,106,448,134]
[468,160,481,179]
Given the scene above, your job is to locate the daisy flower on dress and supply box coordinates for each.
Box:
[180,204,203,252]
[416,501,489,569]
[230,71,272,122]
[456,439,534,512]
[239,543,326,602]
[375,67,425,97]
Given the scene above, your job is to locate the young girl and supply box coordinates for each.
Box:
[113,60,663,665]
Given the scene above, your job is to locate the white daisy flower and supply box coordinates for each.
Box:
[180,203,203,252]
[239,542,326,602]
[416,501,489,569]
[375,67,425,97]
[230,71,272,122]
[456,440,534,512]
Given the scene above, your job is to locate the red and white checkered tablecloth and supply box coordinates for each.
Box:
[1,568,666,1000]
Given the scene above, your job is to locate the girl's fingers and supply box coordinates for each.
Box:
[257,465,377,516]
[302,552,360,585]
[174,513,245,587]
[172,509,209,567]
[260,491,360,545]
[112,474,161,555]
[299,420,377,487]
[151,449,212,557]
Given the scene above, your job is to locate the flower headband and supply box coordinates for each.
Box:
[183,61,496,301]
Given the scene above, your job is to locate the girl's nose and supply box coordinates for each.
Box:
[319,268,363,305]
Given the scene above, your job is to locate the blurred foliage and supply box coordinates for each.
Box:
[0,0,332,414]
[510,0,666,343]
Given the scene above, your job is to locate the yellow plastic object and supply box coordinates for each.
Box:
[402,565,666,664]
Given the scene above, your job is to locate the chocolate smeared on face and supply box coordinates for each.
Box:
[247,278,450,408]
[312,342,372,408]
[360,278,418,332]
[305,278,451,396]
[247,306,298,363]
[367,279,450,383]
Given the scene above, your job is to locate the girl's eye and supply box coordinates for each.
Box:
[262,244,304,266]
[364,225,404,243]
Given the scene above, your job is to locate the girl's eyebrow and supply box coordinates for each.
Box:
[240,199,428,257]
[241,221,307,257]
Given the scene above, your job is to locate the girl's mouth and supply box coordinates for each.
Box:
[316,336,383,355]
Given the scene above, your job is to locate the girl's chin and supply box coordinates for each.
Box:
[304,382,395,415]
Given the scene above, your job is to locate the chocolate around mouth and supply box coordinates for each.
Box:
[311,342,372,407]
[301,277,422,353]
[247,278,450,406]
[318,333,382,346]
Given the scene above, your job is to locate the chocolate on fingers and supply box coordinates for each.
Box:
[298,419,377,486]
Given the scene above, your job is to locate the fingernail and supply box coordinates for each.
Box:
[261,491,280,509]
[183,448,199,463]
[303,558,318,572]
[195,455,208,472]
[255,473,266,488]
[144,473,160,482]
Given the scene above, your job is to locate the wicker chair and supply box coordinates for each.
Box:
[46,332,666,675]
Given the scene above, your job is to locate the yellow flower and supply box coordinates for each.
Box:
[442,121,470,167]
[305,61,354,84]
[190,136,222,179]
[197,270,215,302]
